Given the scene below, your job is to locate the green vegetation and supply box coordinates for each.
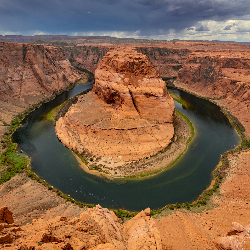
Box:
[46,80,90,125]
[113,209,137,221]
[169,91,186,106]
[72,150,88,166]
[0,111,32,184]
[46,104,65,125]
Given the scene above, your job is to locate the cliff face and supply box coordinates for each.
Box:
[135,46,190,78]
[177,50,250,137]
[56,47,175,173]
[63,43,192,77]
[63,44,109,73]
[0,42,85,142]
[64,41,250,80]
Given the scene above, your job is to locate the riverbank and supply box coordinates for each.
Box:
[0,77,89,183]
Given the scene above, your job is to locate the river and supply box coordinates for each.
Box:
[12,82,240,211]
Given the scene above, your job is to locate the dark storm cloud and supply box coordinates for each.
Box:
[0,0,250,35]
[195,25,210,31]
[223,24,234,30]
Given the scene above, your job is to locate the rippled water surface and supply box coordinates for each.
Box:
[13,83,240,211]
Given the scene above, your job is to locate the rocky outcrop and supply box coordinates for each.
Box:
[0,205,164,249]
[93,47,174,122]
[123,208,162,250]
[0,41,86,145]
[0,207,14,224]
[56,47,175,174]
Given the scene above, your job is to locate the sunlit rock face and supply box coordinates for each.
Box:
[56,47,175,163]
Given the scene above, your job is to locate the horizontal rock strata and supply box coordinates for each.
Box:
[0,41,85,147]
[177,50,250,138]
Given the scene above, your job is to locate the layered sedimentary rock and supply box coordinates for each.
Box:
[177,50,250,137]
[0,42,85,146]
[0,205,163,250]
[56,47,175,165]
[65,41,249,79]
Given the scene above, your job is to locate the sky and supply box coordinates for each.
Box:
[0,0,250,41]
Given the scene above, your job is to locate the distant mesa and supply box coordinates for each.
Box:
[55,47,175,172]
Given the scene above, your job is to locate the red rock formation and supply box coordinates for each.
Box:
[0,205,164,249]
[0,207,14,224]
[0,41,86,145]
[65,41,250,79]
[214,222,250,250]
[177,50,250,137]
[93,47,174,122]
[2,41,250,250]
[123,208,162,249]
[56,47,175,173]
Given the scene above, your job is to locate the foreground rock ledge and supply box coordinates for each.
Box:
[56,47,175,172]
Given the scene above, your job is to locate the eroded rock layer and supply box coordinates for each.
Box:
[0,41,85,148]
[56,48,175,163]
[177,50,250,138]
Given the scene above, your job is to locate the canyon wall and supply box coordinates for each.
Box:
[0,42,86,143]
[63,43,191,77]
[64,41,250,78]
[176,49,250,138]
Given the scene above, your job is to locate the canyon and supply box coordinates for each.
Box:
[0,40,250,249]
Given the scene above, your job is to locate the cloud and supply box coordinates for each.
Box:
[0,0,250,41]
[195,25,210,32]
[224,25,234,30]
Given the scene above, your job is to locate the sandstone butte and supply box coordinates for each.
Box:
[55,47,175,169]
[1,41,250,249]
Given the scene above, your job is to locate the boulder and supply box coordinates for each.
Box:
[0,207,14,224]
